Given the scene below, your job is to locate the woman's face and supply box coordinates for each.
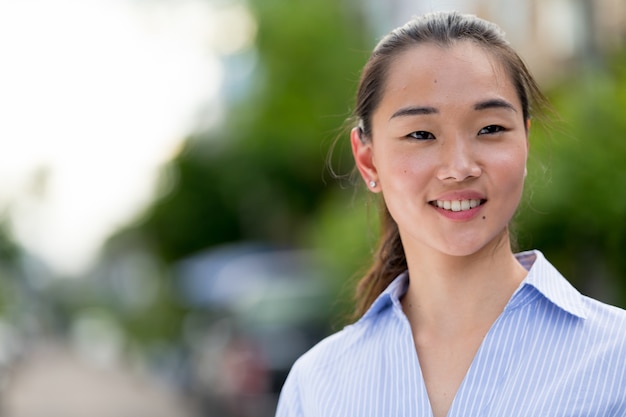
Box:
[352,41,529,258]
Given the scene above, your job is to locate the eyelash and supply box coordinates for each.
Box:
[406,125,507,140]
[407,131,435,140]
[478,125,506,135]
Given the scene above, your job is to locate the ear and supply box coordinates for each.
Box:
[350,127,379,191]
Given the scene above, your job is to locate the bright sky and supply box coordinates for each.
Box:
[0,0,255,276]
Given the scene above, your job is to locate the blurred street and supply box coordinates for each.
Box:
[0,0,624,415]
[1,340,202,417]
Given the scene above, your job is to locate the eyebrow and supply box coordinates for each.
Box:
[473,98,517,112]
[389,106,438,120]
[389,98,517,121]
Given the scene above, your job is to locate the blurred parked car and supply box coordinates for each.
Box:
[174,243,333,417]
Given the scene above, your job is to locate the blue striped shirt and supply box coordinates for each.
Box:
[276,250,626,416]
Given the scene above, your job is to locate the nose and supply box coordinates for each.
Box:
[436,135,482,182]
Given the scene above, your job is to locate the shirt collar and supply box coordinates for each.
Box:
[515,250,588,319]
[359,271,408,322]
[358,250,588,323]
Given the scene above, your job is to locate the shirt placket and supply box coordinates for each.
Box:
[446,295,534,417]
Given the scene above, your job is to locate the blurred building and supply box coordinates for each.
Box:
[363,0,626,82]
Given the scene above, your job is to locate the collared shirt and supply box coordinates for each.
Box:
[275,250,626,416]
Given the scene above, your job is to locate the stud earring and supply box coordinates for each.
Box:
[369,180,377,188]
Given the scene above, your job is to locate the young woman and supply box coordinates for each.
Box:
[276,11,626,417]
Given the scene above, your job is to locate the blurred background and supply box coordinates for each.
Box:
[0,0,624,415]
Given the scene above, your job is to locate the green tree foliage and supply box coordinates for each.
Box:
[94,0,373,344]
[130,0,370,264]
[0,220,20,314]
[516,50,626,307]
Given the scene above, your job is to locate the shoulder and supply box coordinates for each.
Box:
[285,296,406,381]
[520,250,626,334]
[276,274,411,416]
[275,312,394,417]
[580,294,626,336]
[511,251,626,364]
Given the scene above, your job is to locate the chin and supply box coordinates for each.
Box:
[441,246,487,258]
[440,230,510,258]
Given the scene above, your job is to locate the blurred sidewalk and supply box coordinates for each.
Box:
[0,341,202,417]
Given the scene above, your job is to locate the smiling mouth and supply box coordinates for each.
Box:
[430,199,486,212]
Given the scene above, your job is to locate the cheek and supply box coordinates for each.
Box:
[375,147,435,185]
[487,140,527,172]
[495,146,528,191]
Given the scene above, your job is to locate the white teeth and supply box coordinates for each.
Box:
[434,199,481,212]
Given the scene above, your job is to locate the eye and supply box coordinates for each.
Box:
[478,125,506,135]
[407,131,435,140]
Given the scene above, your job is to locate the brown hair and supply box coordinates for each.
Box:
[351,11,548,319]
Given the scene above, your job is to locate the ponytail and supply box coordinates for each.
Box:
[353,204,407,319]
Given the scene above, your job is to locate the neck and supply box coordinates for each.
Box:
[401,236,527,337]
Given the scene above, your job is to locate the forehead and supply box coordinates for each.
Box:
[377,41,520,115]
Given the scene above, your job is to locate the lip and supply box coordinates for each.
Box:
[429,190,487,221]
